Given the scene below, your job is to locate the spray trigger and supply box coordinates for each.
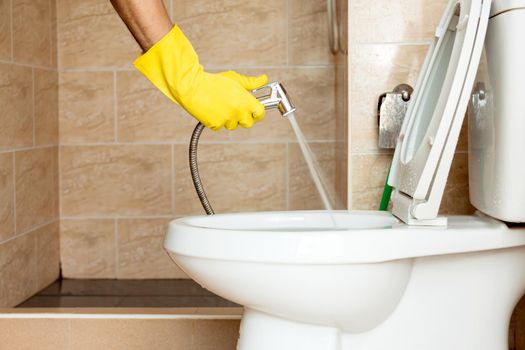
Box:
[252,82,296,117]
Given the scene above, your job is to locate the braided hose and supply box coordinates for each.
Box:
[189,122,214,215]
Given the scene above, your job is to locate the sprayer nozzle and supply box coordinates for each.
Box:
[252,82,296,117]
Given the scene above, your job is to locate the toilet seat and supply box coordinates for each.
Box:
[388,0,492,226]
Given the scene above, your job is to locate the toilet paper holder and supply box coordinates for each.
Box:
[377,84,413,149]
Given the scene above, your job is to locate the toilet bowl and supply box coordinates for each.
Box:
[165,0,525,349]
[166,211,525,349]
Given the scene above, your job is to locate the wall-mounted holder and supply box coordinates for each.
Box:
[377,84,413,149]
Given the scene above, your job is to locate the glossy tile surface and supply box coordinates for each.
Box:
[350,44,428,152]
[34,69,59,146]
[174,0,287,67]
[289,0,333,65]
[350,0,448,43]
[12,0,52,66]
[60,219,116,278]
[60,145,172,216]
[57,0,140,68]
[0,63,33,149]
[117,218,188,279]
[0,153,15,242]
[59,71,115,143]
[174,143,287,215]
[0,0,11,60]
[15,147,58,233]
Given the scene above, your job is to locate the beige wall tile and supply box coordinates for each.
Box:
[0,153,14,242]
[70,319,193,350]
[117,218,188,279]
[50,0,57,67]
[440,153,475,215]
[57,0,140,68]
[60,145,172,216]
[350,44,428,152]
[350,0,448,43]
[0,63,33,149]
[0,233,36,307]
[60,219,116,278]
[12,0,52,66]
[59,71,115,143]
[35,69,59,146]
[288,143,338,210]
[335,142,348,209]
[35,221,60,290]
[231,67,336,142]
[15,147,57,233]
[0,0,11,60]
[289,0,333,65]
[174,143,287,215]
[351,152,473,214]
[0,319,69,350]
[193,320,240,350]
[175,0,286,67]
[351,153,391,210]
[116,71,229,142]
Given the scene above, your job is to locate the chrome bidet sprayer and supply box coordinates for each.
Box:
[189,82,296,215]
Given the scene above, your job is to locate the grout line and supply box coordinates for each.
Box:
[60,215,176,220]
[113,70,118,142]
[9,0,13,61]
[114,218,119,279]
[48,0,53,66]
[0,218,59,246]
[32,68,35,146]
[0,59,56,71]
[172,144,176,215]
[58,143,63,219]
[11,152,17,235]
[57,140,338,147]
[0,144,57,155]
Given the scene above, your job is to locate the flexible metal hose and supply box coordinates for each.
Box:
[189,122,214,215]
[188,82,295,216]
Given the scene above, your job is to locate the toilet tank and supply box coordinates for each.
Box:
[468,3,525,222]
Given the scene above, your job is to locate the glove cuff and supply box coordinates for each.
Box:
[133,25,201,103]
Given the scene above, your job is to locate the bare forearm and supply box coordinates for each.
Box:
[110,0,172,51]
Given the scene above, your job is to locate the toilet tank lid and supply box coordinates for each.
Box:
[491,0,525,16]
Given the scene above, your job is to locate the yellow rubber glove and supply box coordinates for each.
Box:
[133,25,268,131]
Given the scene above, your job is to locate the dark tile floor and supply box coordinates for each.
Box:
[17,279,238,308]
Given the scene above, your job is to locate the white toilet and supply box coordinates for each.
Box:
[165,0,525,349]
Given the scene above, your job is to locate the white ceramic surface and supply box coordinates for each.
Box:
[166,211,525,349]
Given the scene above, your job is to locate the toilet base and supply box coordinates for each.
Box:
[237,248,525,350]
[237,309,341,350]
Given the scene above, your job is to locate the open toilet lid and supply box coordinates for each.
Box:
[388,0,492,226]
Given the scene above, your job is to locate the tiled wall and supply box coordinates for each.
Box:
[0,0,60,307]
[0,308,242,350]
[56,0,343,279]
[347,0,473,214]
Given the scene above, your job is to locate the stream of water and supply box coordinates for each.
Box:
[287,113,338,227]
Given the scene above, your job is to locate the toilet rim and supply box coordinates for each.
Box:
[165,211,525,265]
